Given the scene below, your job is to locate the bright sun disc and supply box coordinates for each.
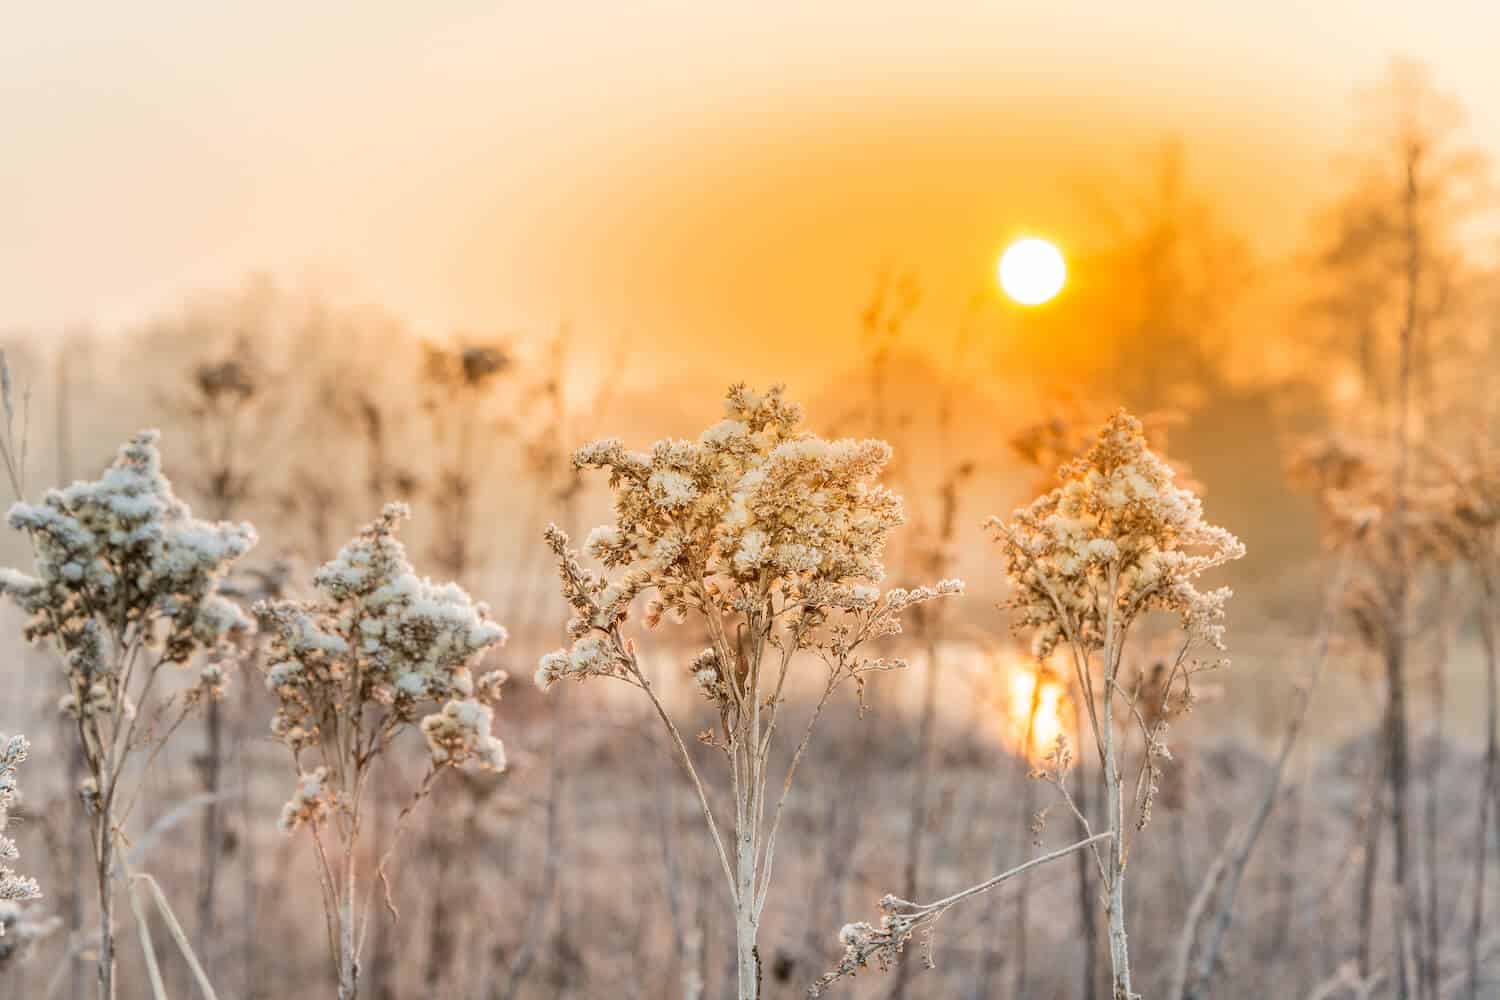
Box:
[998,237,1066,306]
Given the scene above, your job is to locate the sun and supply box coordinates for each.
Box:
[998,237,1066,306]
[1004,666,1071,760]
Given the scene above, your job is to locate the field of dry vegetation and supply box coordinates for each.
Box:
[1,57,1499,1000]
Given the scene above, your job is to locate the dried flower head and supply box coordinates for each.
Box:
[810,903,920,995]
[277,766,332,834]
[257,502,510,794]
[537,383,949,697]
[0,430,256,669]
[1288,432,1484,658]
[990,410,1244,660]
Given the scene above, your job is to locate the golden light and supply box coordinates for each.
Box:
[998,237,1066,306]
[1002,663,1072,761]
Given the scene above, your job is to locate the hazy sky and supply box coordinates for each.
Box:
[5,2,1499,380]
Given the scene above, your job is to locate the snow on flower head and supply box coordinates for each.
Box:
[584,524,624,561]
[420,698,507,771]
[278,767,332,833]
[699,418,750,450]
[256,504,509,819]
[537,383,962,695]
[647,468,698,510]
[990,410,1244,658]
[568,383,903,602]
[0,431,256,666]
[534,634,629,689]
[0,431,255,736]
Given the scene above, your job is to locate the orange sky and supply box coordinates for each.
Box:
[5,2,1499,386]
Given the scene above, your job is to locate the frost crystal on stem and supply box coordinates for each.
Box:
[255,502,508,1000]
[536,383,961,1000]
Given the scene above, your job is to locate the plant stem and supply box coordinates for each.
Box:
[1468,578,1499,999]
[1100,568,1133,1000]
[890,639,940,1000]
[339,840,357,1000]
[95,806,117,1000]
[198,697,223,966]
[1076,757,1101,1000]
[736,767,760,1000]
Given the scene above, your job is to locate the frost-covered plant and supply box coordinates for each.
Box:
[0,733,56,972]
[0,431,255,1000]
[536,383,961,1000]
[1288,430,1475,992]
[255,502,508,1000]
[0,735,38,904]
[989,410,1244,1000]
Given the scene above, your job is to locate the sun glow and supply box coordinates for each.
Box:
[998,237,1067,306]
[1002,663,1072,761]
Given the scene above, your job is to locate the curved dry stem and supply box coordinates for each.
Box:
[809,831,1114,996]
[619,630,738,899]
